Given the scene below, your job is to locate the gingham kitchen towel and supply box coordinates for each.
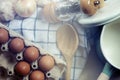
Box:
[3,6,96,80]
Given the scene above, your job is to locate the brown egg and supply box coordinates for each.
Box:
[0,28,9,44]
[9,37,24,53]
[43,3,53,23]
[50,2,60,23]
[23,46,40,62]
[29,70,45,80]
[80,0,104,15]
[14,61,30,76]
[38,55,55,72]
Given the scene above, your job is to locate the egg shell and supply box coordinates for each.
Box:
[0,28,9,44]
[50,2,60,23]
[14,0,37,17]
[29,70,45,80]
[23,46,40,62]
[80,0,104,15]
[14,61,31,76]
[43,3,53,23]
[38,55,55,72]
[80,0,98,15]
[9,37,25,53]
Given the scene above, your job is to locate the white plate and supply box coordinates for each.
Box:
[78,0,120,26]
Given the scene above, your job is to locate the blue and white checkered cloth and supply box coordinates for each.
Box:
[3,6,102,80]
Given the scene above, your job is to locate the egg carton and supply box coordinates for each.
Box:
[0,23,66,80]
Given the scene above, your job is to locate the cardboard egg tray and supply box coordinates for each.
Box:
[0,23,66,80]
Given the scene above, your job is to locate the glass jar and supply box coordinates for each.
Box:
[54,1,81,21]
[43,1,81,23]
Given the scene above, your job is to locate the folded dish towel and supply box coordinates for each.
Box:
[4,7,92,80]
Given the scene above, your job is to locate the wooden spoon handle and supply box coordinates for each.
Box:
[65,60,72,80]
[97,63,115,80]
[97,72,109,80]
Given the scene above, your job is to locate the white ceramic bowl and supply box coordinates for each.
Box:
[78,0,120,27]
[100,18,120,69]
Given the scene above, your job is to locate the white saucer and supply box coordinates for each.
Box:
[78,0,120,26]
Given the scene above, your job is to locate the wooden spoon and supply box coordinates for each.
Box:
[56,24,79,80]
